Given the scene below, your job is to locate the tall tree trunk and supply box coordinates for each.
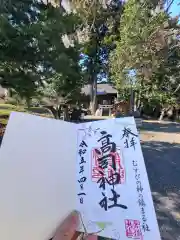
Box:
[90,76,97,115]
[89,58,97,115]
[129,85,134,114]
[26,97,31,109]
[136,89,142,110]
[63,105,70,121]
[159,108,166,121]
[90,28,99,115]
[57,105,62,119]
[45,106,58,119]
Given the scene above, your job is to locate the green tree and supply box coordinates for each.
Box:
[37,69,83,119]
[76,0,124,114]
[0,0,82,108]
[110,0,180,118]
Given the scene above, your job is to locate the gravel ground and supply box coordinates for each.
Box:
[141,121,180,240]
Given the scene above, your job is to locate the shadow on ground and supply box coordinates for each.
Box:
[141,122,180,133]
[142,141,180,240]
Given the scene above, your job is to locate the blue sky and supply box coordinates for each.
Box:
[169,0,180,17]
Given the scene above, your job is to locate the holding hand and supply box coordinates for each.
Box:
[52,211,97,240]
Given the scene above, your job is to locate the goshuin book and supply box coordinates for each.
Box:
[0,112,161,240]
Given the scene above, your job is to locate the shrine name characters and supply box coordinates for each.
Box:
[78,140,88,204]
[95,130,128,211]
[133,160,150,233]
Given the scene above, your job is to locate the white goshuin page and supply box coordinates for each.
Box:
[0,112,77,240]
[0,112,161,240]
[76,118,161,240]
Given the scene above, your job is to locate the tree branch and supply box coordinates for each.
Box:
[165,0,175,13]
[45,106,58,119]
[173,83,180,94]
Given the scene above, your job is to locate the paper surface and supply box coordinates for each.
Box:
[76,117,161,240]
[0,112,160,240]
[0,112,77,240]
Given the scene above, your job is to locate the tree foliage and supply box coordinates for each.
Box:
[0,0,82,104]
[77,0,124,113]
[0,0,180,120]
[110,0,180,114]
